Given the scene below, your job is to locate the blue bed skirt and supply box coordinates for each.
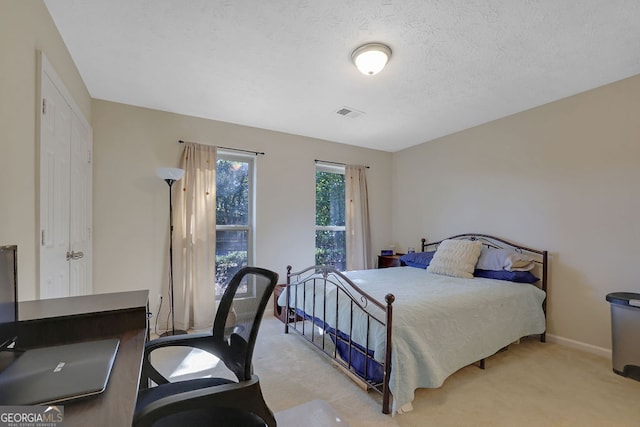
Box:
[295,309,385,384]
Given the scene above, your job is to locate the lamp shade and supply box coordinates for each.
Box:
[352,43,392,76]
[156,168,185,181]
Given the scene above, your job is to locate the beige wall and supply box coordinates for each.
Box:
[392,74,640,351]
[0,1,91,301]
[91,100,392,314]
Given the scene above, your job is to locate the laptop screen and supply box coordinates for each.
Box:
[0,245,18,351]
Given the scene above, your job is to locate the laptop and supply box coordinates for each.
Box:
[0,338,119,405]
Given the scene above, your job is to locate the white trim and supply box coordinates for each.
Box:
[546,333,611,359]
[39,51,90,129]
[217,148,259,158]
[316,226,346,232]
[316,162,345,174]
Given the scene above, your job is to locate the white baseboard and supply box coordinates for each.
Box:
[546,333,611,359]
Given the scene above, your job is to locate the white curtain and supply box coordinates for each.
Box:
[168,142,217,331]
[345,165,372,270]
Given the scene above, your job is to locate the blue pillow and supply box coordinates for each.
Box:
[473,269,539,284]
[399,251,435,269]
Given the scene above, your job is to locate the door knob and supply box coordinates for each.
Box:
[66,251,85,260]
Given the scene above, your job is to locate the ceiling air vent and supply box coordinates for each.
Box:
[335,106,365,119]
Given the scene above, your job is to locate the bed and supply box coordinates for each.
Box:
[279,234,548,414]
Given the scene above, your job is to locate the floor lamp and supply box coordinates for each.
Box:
[157,167,186,336]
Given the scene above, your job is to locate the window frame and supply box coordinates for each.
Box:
[315,163,346,270]
[215,151,255,299]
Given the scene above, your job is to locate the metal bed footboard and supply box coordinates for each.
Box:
[285,265,395,414]
[283,234,548,415]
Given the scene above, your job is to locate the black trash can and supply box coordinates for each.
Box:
[606,292,640,381]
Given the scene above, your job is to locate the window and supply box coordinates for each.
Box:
[315,164,346,271]
[215,153,254,297]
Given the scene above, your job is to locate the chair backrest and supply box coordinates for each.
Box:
[212,266,279,381]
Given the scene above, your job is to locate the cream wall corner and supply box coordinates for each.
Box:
[0,1,91,301]
[391,74,640,351]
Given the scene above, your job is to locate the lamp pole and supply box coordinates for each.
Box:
[157,168,187,337]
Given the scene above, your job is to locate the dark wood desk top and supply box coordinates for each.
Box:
[11,290,149,426]
[65,328,146,426]
[19,290,149,321]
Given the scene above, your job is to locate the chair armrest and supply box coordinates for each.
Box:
[141,332,225,387]
[144,332,213,353]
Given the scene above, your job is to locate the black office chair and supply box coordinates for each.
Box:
[134,266,279,427]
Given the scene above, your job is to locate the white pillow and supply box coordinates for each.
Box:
[476,247,535,272]
[504,253,535,271]
[426,239,483,279]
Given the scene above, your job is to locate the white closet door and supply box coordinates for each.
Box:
[39,54,93,299]
[69,111,93,296]
[40,70,72,299]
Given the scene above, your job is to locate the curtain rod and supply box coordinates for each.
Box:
[178,140,265,156]
[314,159,370,169]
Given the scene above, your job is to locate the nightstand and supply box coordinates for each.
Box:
[378,254,405,268]
[273,284,302,323]
[273,284,287,322]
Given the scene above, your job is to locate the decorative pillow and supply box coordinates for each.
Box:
[504,254,535,272]
[473,269,539,284]
[400,251,435,269]
[476,247,535,272]
[426,239,482,279]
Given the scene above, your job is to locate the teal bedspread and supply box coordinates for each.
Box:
[282,266,546,413]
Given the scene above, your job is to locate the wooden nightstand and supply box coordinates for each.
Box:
[273,284,302,323]
[378,254,405,268]
[273,284,287,322]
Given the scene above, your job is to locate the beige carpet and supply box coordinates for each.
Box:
[275,399,349,427]
[151,318,640,426]
[254,318,640,427]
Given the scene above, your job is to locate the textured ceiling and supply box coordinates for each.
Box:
[44,0,640,152]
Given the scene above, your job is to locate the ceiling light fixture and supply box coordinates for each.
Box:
[351,43,392,76]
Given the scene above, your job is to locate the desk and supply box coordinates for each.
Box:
[13,290,148,426]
